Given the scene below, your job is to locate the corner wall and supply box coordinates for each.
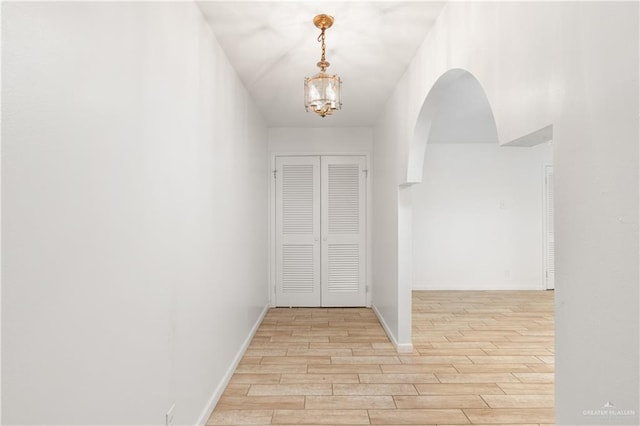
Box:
[2,3,268,424]
[373,2,638,424]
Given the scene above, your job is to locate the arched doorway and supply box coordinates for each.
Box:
[407,69,498,184]
[398,68,553,347]
[398,69,499,348]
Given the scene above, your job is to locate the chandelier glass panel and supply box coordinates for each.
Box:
[304,14,342,118]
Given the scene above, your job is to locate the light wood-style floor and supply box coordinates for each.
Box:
[207,291,554,425]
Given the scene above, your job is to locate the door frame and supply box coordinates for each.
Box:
[268,151,372,307]
[542,163,555,290]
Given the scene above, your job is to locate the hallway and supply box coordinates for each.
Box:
[207,291,554,425]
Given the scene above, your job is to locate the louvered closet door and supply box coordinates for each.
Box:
[275,156,321,306]
[321,156,366,307]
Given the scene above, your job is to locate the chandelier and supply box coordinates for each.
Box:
[304,14,342,118]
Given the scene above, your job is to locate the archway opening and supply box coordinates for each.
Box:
[407,69,499,184]
[400,69,553,351]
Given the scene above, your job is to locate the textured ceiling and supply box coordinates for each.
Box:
[197,1,446,127]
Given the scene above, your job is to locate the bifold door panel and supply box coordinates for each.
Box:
[275,155,366,307]
[275,156,321,307]
[321,157,366,306]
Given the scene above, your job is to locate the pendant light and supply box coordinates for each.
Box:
[304,14,342,118]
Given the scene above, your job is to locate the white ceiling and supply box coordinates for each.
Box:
[197,1,446,127]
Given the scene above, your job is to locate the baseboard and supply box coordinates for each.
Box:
[195,303,270,426]
[412,284,545,291]
[371,304,413,354]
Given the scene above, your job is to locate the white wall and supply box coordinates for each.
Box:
[413,143,552,290]
[371,117,402,346]
[2,3,268,425]
[373,2,638,424]
[268,127,372,154]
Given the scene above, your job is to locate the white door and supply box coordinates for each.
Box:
[275,155,367,307]
[321,156,366,307]
[275,156,321,307]
[544,165,555,290]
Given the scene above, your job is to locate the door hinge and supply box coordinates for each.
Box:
[273,169,277,179]
[363,169,369,178]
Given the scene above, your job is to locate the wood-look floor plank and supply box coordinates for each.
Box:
[207,291,554,425]
[513,373,554,383]
[481,394,554,408]
[416,383,506,395]
[287,348,353,356]
[400,355,472,364]
[381,364,458,374]
[463,408,555,424]
[235,364,307,374]
[221,384,249,396]
[368,408,470,425]
[498,383,555,395]
[305,395,395,409]
[332,356,401,365]
[279,373,359,384]
[525,364,554,373]
[308,364,382,374]
[435,373,520,383]
[216,396,305,410]
[453,363,532,373]
[229,374,281,385]
[206,409,273,425]
[333,383,418,396]
[469,355,543,364]
[394,395,488,409]
[261,356,330,365]
[248,384,332,396]
[358,373,438,384]
[272,409,370,425]
[417,348,487,356]
[239,356,263,365]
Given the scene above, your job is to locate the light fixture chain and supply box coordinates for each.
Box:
[318,28,327,70]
